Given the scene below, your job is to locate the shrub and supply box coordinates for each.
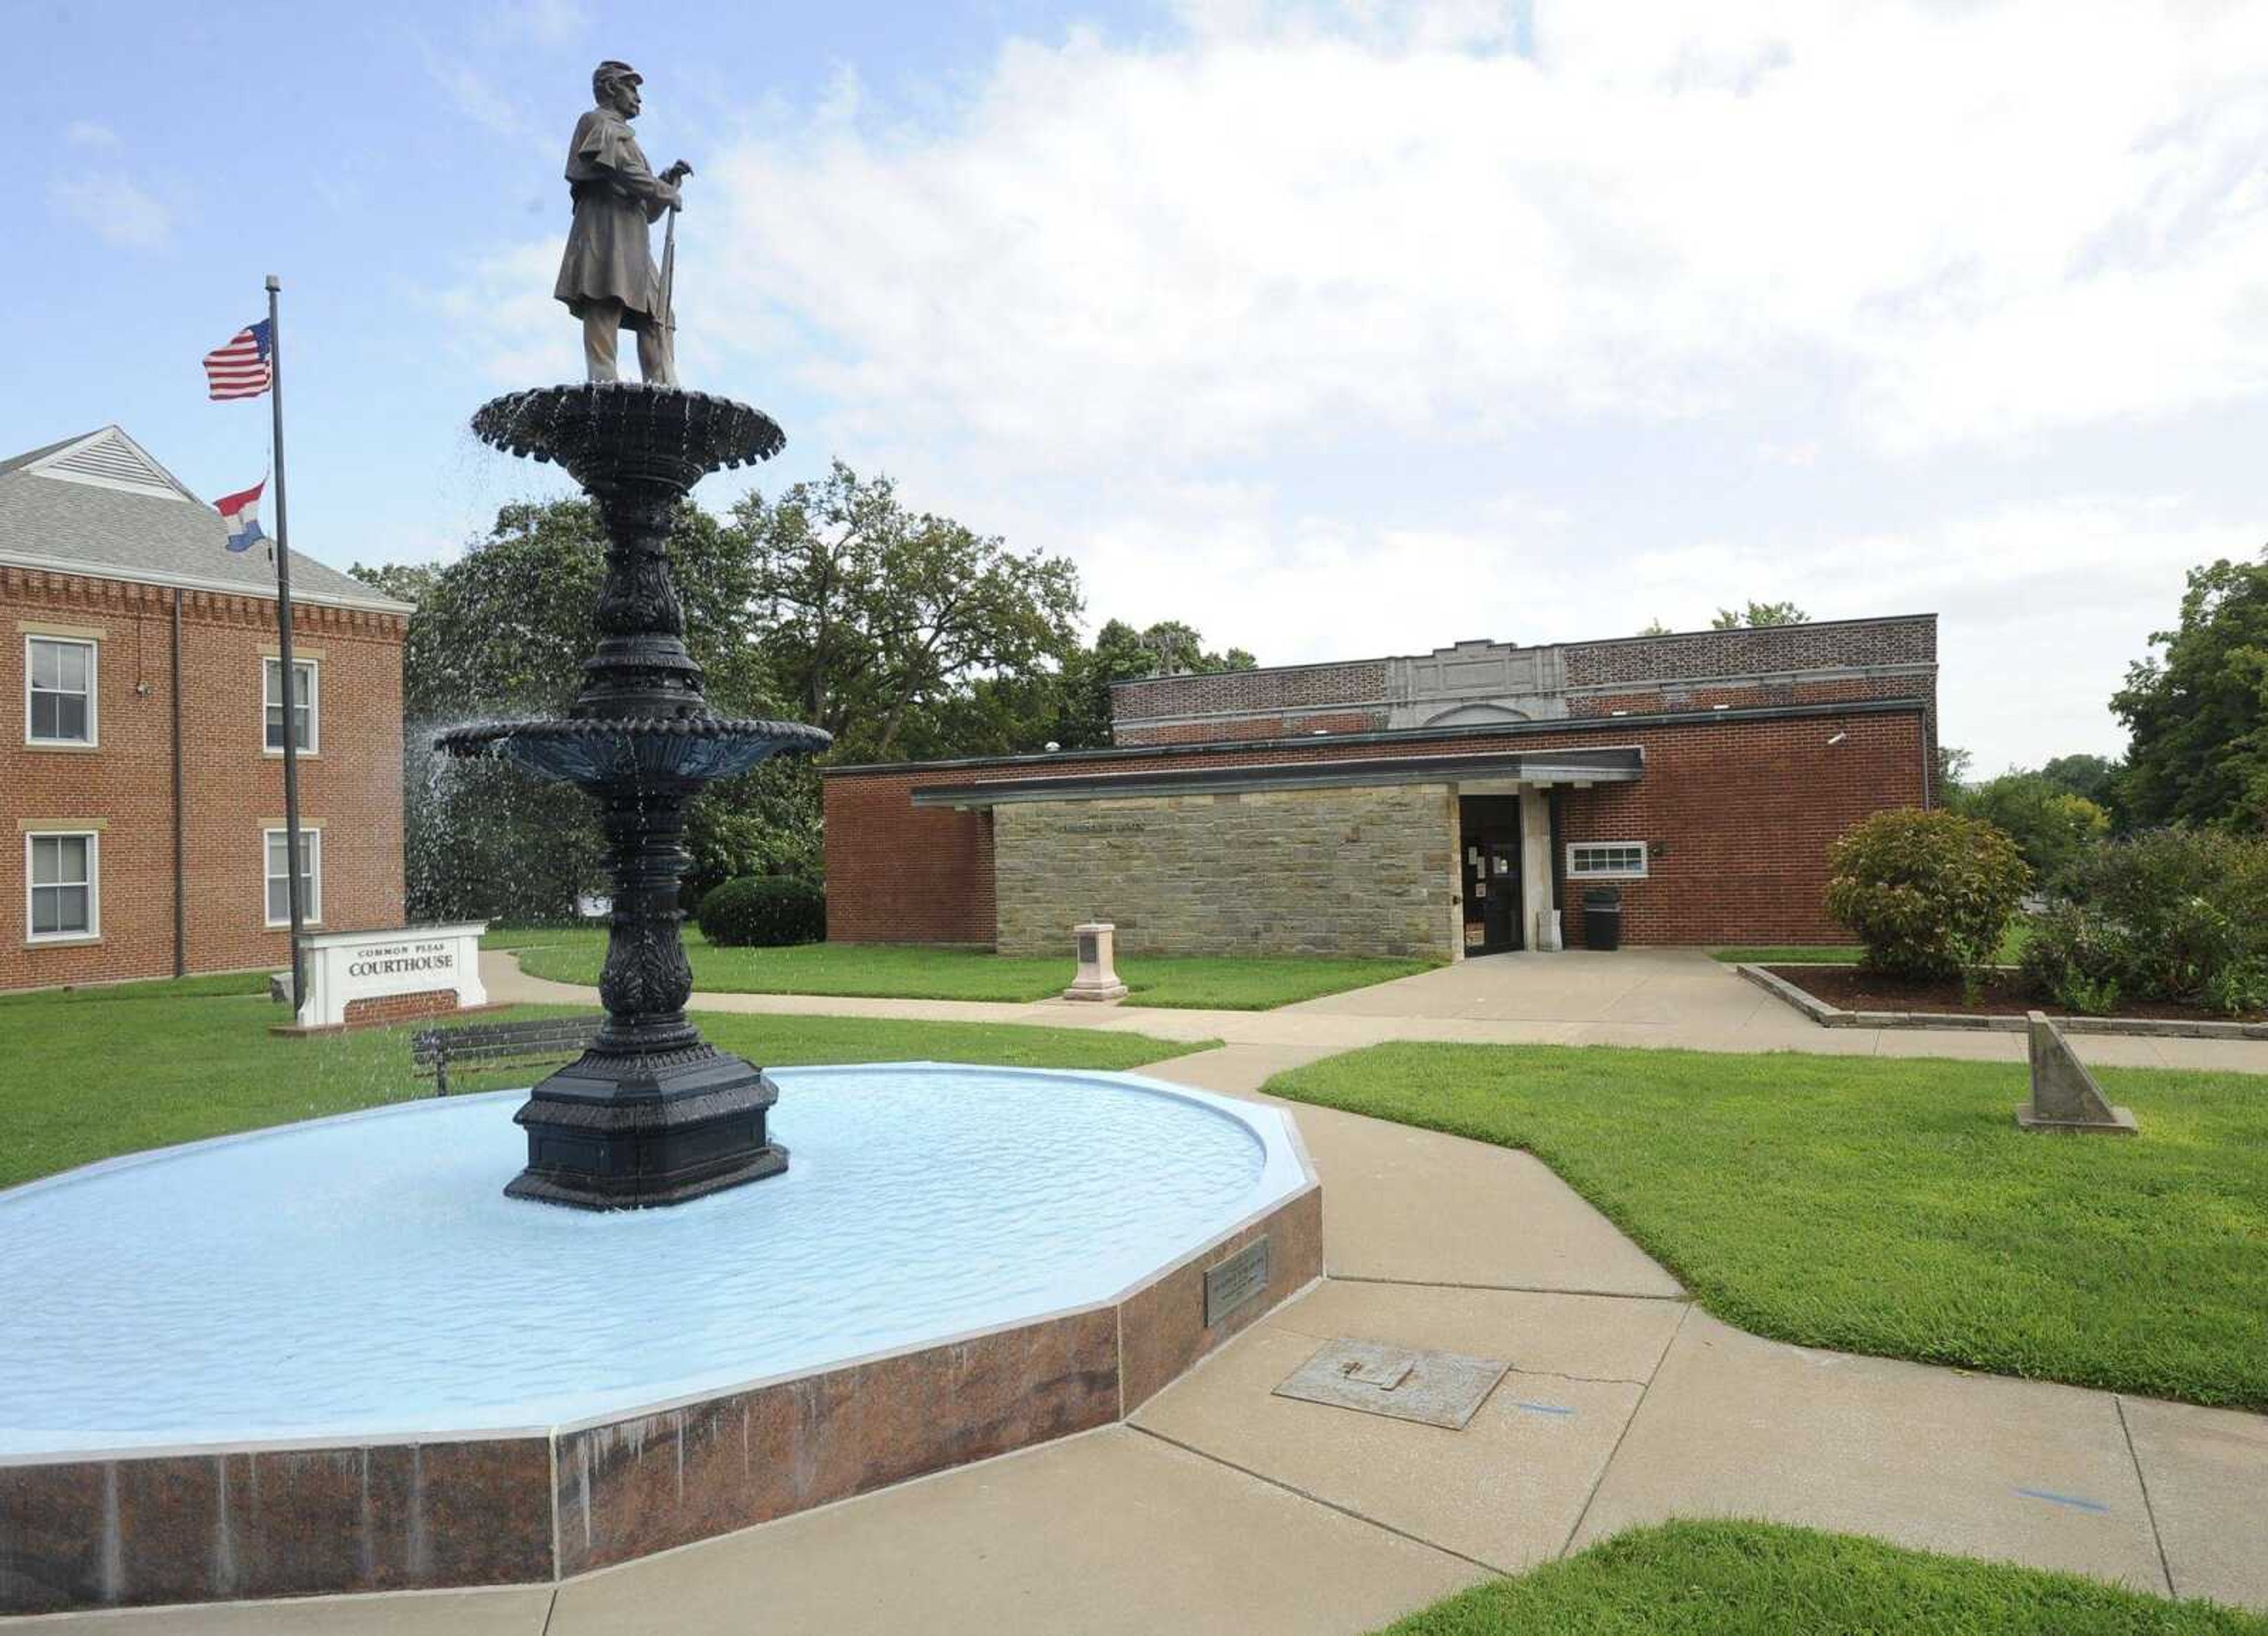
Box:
[2018,903,2132,1016]
[2202,960,2268,1017]
[698,875,826,948]
[1824,809,2031,985]
[2057,829,2268,1008]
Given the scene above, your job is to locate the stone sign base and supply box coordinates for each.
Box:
[288,923,489,1031]
[272,993,507,1038]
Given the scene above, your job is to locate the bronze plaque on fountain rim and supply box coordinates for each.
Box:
[1204,1235,1270,1327]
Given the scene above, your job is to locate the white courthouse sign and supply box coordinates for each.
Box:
[295,923,488,1028]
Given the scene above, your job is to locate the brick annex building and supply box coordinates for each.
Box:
[823,616,1938,958]
[0,427,412,992]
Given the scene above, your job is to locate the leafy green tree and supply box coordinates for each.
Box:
[1637,617,1673,636]
[1130,620,1257,676]
[734,461,1082,761]
[347,560,442,607]
[2111,549,2268,832]
[1950,771,2110,885]
[2038,752,2122,807]
[1044,618,1256,751]
[357,499,794,922]
[1711,599,1810,629]
[1934,744,1973,798]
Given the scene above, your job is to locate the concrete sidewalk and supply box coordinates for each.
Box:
[27,1039,2263,1635]
[483,947,2268,1073]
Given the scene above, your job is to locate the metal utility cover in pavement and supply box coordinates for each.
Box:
[1273,1337,1510,1429]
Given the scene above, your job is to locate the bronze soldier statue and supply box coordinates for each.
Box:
[556,60,690,386]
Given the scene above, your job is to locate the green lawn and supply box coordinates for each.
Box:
[0,975,1211,1188]
[1269,1041,2268,1409]
[1371,1521,2264,1635]
[487,926,1436,1009]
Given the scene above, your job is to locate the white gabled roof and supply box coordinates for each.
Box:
[22,427,200,504]
[0,425,413,614]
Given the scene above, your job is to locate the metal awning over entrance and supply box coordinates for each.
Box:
[909,746,1644,809]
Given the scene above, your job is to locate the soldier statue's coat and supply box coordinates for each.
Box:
[555,105,674,331]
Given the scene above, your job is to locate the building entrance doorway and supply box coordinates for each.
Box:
[1458,795,1523,956]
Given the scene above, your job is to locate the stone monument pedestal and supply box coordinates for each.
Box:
[2017,1011,2138,1134]
[1063,921,1128,1002]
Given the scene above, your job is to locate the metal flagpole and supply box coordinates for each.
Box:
[265,273,309,1015]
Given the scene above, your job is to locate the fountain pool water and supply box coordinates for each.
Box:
[0,1066,1307,1455]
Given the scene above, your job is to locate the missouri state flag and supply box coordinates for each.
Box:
[214,478,267,553]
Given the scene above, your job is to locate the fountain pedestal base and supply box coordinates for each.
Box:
[506,1046,788,1210]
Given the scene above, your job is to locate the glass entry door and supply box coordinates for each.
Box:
[1459,796,1524,956]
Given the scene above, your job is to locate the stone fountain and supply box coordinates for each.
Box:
[439,384,829,1208]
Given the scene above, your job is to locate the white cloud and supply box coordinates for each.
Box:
[64,120,120,149]
[433,239,573,383]
[422,46,539,145]
[434,1,2268,770]
[489,0,586,47]
[50,171,172,249]
[670,0,2268,461]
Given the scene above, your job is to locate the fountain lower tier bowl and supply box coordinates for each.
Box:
[0,1067,1319,1615]
[438,715,833,788]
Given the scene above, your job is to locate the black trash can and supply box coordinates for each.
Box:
[1581,885,1622,951]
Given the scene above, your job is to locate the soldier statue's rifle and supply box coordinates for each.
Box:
[659,159,693,343]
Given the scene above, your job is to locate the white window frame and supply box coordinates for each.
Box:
[264,826,323,928]
[25,635,97,747]
[262,656,320,756]
[1566,840,1650,879]
[25,830,100,943]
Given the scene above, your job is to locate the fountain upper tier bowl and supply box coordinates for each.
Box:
[472,381,786,491]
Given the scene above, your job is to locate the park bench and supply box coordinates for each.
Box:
[411,1015,604,1096]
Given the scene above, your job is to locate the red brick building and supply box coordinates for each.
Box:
[822,617,1937,957]
[1,427,412,991]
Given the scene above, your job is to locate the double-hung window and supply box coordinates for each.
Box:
[27,832,99,941]
[265,827,322,927]
[1566,841,1649,879]
[27,636,96,745]
[263,657,318,754]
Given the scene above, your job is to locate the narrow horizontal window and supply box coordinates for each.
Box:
[1566,842,1648,879]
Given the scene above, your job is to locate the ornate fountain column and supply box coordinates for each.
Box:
[441,383,830,1210]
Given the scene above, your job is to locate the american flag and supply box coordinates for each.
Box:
[202,320,273,400]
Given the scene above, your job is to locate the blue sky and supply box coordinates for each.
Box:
[17,1,2268,772]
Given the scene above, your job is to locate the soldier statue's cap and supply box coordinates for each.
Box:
[592,59,643,89]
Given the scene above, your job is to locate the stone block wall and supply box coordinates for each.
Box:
[993,785,1457,959]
